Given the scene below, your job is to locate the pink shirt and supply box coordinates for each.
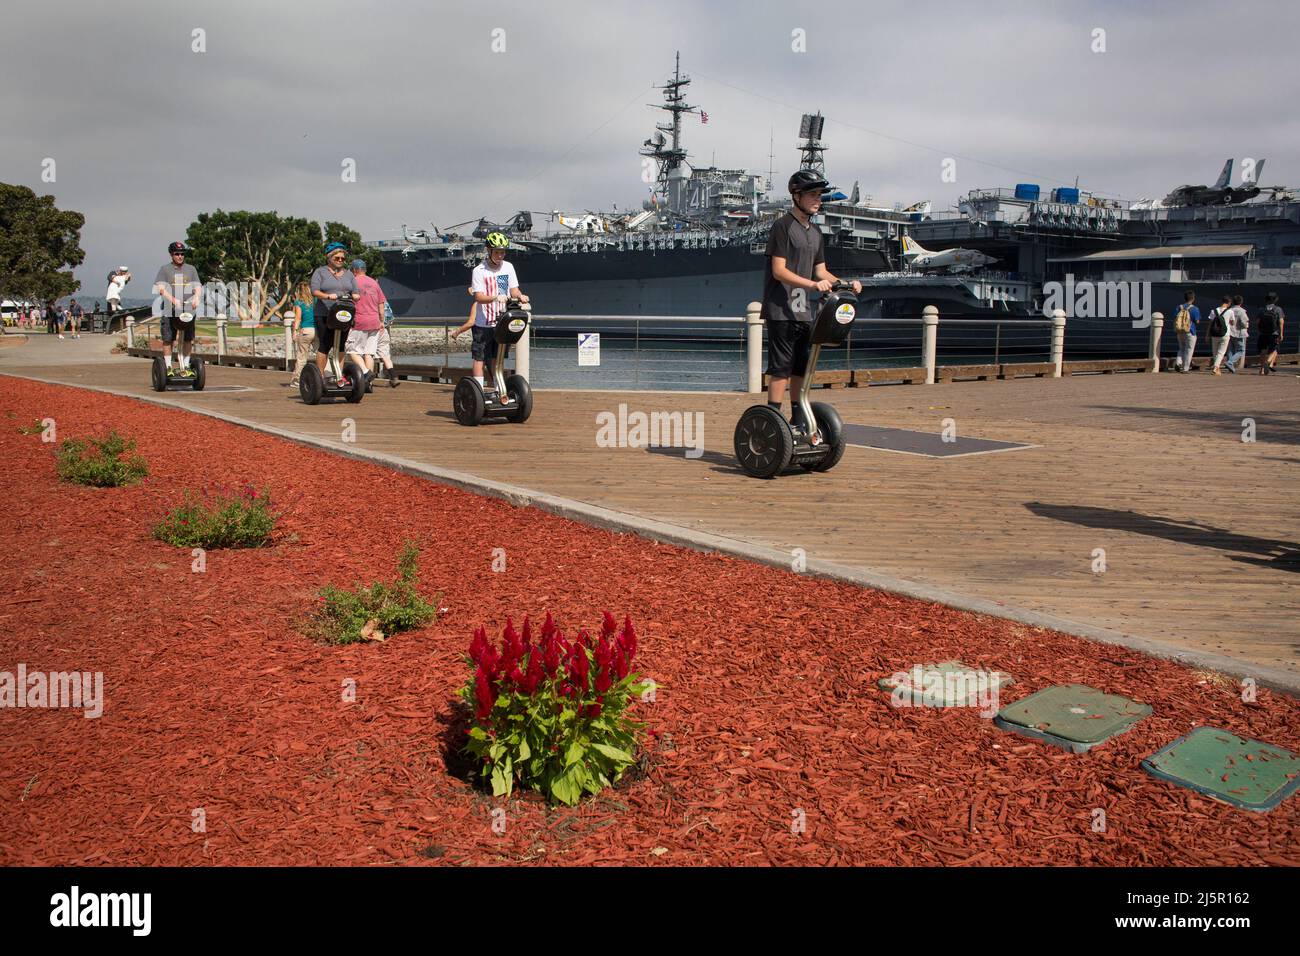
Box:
[352,273,386,331]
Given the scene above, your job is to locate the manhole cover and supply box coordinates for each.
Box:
[994,684,1151,753]
[1141,727,1300,813]
[878,660,1014,709]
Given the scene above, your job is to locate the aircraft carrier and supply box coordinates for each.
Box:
[369,55,1298,362]
[369,55,913,322]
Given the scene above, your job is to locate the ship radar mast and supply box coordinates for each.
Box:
[640,51,700,212]
[797,112,827,175]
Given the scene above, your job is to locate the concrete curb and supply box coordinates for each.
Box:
[5,368,1297,697]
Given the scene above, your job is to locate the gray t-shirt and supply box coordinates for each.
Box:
[762,212,825,323]
[310,266,358,307]
[154,263,201,300]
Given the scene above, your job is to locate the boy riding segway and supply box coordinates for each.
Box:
[733,170,862,477]
[450,232,533,425]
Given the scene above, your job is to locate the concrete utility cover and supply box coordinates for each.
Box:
[994,684,1152,753]
[877,660,1014,707]
[841,424,1032,458]
[1141,727,1300,813]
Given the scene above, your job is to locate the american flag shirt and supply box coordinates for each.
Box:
[470,261,519,328]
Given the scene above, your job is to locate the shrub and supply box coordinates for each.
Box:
[17,419,44,435]
[55,431,148,487]
[461,612,650,806]
[153,484,278,549]
[304,541,438,645]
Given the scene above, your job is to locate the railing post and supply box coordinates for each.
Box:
[1051,308,1066,378]
[1148,312,1164,373]
[516,314,530,381]
[746,301,763,393]
[216,316,228,363]
[922,305,938,384]
[282,315,294,371]
[125,316,135,349]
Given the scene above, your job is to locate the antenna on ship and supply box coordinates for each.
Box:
[640,51,700,213]
[797,112,827,175]
[767,127,775,192]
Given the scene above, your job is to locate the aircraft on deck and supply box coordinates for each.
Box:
[900,235,996,274]
[1161,158,1267,207]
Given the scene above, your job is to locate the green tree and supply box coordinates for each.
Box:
[184,210,383,322]
[0,184,85,305]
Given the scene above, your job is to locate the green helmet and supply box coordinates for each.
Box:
[485,232,510,250]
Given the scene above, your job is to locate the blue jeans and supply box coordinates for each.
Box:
[1225,336,1246,372]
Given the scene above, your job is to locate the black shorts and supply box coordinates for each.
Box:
[160,314,196,344]
[1258,334,1280,353]
[766,320,812,378]
[471,325,509,366]
[316,326,344,356]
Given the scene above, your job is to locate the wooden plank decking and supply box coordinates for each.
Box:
[4,342,1297,679]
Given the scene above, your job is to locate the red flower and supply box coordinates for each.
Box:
[469,626,489,664]
[601,610,618,639]
[474,667,495,720]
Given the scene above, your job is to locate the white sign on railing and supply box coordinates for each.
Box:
[578,332,600,367]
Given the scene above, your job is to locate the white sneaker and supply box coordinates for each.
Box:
[58,334,64,339]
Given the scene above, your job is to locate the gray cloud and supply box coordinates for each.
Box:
[1,0,1295,297]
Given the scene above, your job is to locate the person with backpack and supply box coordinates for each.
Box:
[1172,290,1200,373]
[1206,295,1232,375]
[1225,294,1249,374]
[1255,291,1285,375]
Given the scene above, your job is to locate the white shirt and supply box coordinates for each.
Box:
[470,261,519,327]
[1229,305,1249,338]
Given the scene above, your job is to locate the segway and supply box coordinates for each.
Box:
[149,311,205,392]
[298,294,366,405]
[733,281,857,478]
[452,299,533,426]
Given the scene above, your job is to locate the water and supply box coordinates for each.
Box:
[404,331,1051,391]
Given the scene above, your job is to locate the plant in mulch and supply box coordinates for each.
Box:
[304,541,438,645]
[152,484,278,549]
[54,431,149,487]
[17,418,45,435]
[461,612,651,807]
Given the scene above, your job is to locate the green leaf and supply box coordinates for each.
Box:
[517,738,531,761]
[590,743,633,764]
[490,762,511,797]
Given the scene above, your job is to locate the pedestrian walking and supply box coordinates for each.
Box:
[1172,290,1199,373]
[1206,295,1231,374]
[1225,294,1249,373]
[1255,291,1285,375]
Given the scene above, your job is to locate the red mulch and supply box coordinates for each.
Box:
[0,376,1297,867]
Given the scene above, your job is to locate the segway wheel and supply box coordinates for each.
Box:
[299,363,324,405]
[504,374,533,424]
[734,405,795,478]
[801,402,846,472]
[344,361,366,404]
[453,377,486,426]
[150,356,167,392]
[191,357,206,391]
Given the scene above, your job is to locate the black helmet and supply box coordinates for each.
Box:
[788,169,829,195]
[168,241,189,255]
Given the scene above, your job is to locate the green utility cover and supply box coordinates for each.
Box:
[878,660,1014,707]
[1141,727,1300,813]
[994,684,1152,753]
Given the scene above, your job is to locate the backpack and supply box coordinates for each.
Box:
[1256,306,1277,337]
[1209,307,1228,337]
[1174,304,1191,334]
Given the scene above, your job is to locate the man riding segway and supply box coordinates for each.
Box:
[153,241,202,380]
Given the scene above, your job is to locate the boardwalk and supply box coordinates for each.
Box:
[3,334,1297,682]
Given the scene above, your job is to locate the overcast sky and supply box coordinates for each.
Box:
[2,0,1296,300]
